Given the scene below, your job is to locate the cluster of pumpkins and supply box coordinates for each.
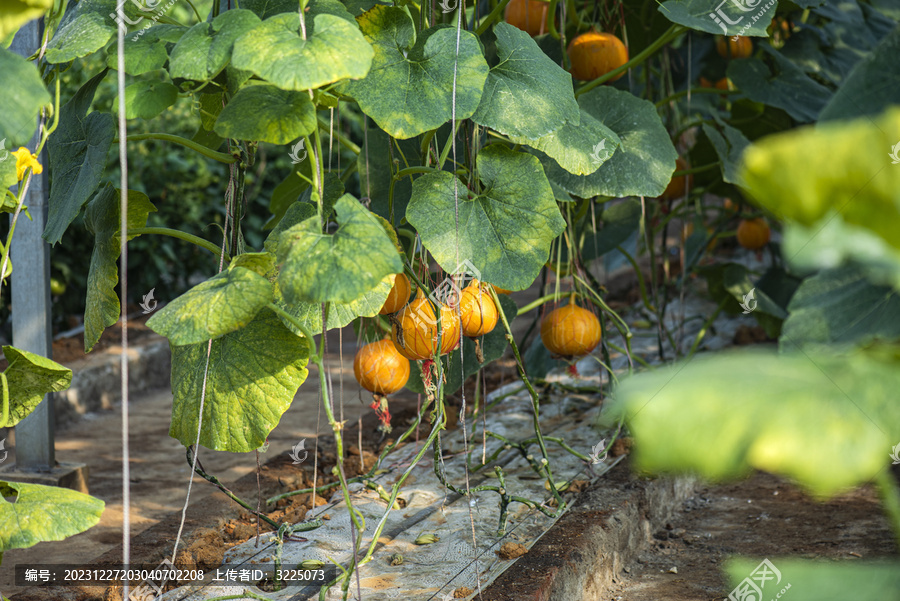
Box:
[353,273,602,397]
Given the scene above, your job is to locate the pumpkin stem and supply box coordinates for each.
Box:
[370,394,392,433]
[474,338,485,364]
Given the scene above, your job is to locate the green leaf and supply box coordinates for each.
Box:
[83,185,157,353]
[3,346,72,427]
[45,0,126,64]
[43,70,116,246]
[0,49,50,147]
[780,265,900,350]
[405,294,516,395]
[264,172,343,252]
[819,25,900,122]
[112,80,178,119]
[509,107,621,176]
[740,106,900,284]
[274,276,394,335]
[169,308,309,452]
[657,0,774,37]
[407,144,565,291]
[146,265,273,346]
[0,0,53,49]
[106,24,187,75]
[241,0,296,18]
[168,9,261,81]
[277,194,403,303]
[726,558,900,601]
[213,84,316,143]
[471,22,579,140]
[265,172,312,229]
[347,7,488,139]
[229,251,276,276]
[726,51,832,123]
[0,149,16,193]
[605,349,900,497]
[542,86,677,199]
[232,13,373,92]
[701,119,750,185]
[357,124,423,222]
[0,481,104,552]
[582,199,641,262]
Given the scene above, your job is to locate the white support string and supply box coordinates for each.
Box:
[115,8,131,599]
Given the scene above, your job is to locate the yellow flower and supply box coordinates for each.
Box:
[13,147,43,181]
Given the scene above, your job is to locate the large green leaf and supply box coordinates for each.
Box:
[169,308,309,452]
[43,70,116,246]
[231,13,373,92]
[0,49,50,148]
[605,349,900,497]
[509,107,621,176]
[274,276,394,335]
[657,0,776,36]
[264,172,343,251]
[542,86,677,198]
[701,119,750,185]
[740,106,900,286]
[213,84,316,143]
[2,346,72,427]
[112,80,178,119]
[146,263,273,346]
[347,7,489,139]
[407,144,565,291]
[726,558,900,601]
[83,185,157,353]
[405,294,516,395]
[168,9,261,81]
[582,199,642,262]
[45,0,128,63]
[277,194,403,304]
[471,22,579,140]
[0,0,52,42]
[726,50,832,123]
[819,25,900,122]
[780,265,900,350]
[0,481,104,552]
[106,24,187,75]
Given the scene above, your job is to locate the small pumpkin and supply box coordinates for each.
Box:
[540,300,601,358]
[379,272,411,315]
[660,157,693,200]
[716,36,753,59]
[567,31,629,82]
[459,283,499,338]
[353,339,410,395]
[391,289,461,360]
[736,218,771,250]
[504,0,550,36]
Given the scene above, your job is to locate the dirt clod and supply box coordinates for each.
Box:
[497,542,528,560]
[610,437,633,457]
[453,586,474,598]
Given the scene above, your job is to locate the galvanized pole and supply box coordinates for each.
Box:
[10,19,55,472]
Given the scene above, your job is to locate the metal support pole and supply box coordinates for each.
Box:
[10,19,55,472]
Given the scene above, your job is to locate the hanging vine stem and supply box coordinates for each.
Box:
[112,133,238,163]
[487,286,565,512]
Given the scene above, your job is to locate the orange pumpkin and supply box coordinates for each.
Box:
[660,157,693,200]
[504,0,550,36]
[716,36,753,59]
[379,272,411,315]
[353,339,410,395]
[391,289,461,360]
[567,31,629,82]
[491,284,513,295]
[736,218,770,250]
[540,300,601,358]
[459,283,499,338]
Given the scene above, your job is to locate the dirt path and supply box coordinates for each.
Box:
[605,470,899,600]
